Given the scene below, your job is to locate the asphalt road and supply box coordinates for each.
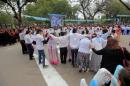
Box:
[0,44,46,86]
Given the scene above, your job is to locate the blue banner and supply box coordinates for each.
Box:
[48,14,65,27]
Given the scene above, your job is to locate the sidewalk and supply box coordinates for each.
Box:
[0,43,46,86]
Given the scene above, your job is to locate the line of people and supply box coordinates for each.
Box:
[19,27,50,67]
[0,28,19,46]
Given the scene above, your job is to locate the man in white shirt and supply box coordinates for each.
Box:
[24,30,34,60]
[77,36,91,72]
[35,30,49,67]
[19,29,27,54]
[101,28,112,40]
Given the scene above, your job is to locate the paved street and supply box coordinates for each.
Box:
[0,44,46,86]
[0,35,130,86]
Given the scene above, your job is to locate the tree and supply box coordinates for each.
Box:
[0,12,13,24]
[0,0,36,27]
[75,0,107,19]
[104,0,130,18]
[119,0,130,11]
[70,5,80,19]
[24,0,78,19]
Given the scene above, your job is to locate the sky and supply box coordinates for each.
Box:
[123,0,130,3]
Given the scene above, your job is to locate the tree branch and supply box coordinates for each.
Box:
[78,10,83,13]
[6,0,18,19]
[17,0,20,9]
[20,0,28,9]
[119,0,130,11]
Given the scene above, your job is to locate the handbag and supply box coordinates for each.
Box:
[121,48,130,67]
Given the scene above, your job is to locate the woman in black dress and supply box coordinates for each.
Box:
[92,38,130,74]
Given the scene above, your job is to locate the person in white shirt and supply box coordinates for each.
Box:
[101,28,112,40]
[77,36,91,72]
[69,29,84,67]
[35,30,49,67]
[59,27,66,36]
[67,27,73,62]
[89,33,104,72]
[88,27,94,34]
[54,28,60,36]
[24,30,34,60]
[19,29,27,54]
[48,28,55,35]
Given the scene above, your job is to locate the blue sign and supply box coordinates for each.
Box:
[48,14,65,27]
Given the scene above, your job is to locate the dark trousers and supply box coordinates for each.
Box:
[26,44,34,60]
[71,49,78,67]
[38,50,45,65]
[20,40,27,54]
[60,47,67,64]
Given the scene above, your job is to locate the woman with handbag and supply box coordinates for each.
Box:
[91,38,130,74]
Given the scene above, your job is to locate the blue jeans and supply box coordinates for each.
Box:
[38,50,45,65]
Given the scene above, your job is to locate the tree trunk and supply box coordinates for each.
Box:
[91,16,94,20]
[83,11,87,20]
[88,15,94,20]
[18,9,22,28]
[14,13,22,28]
[18,17,22,28]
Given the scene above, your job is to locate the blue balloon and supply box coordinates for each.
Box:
[90,80,99,86]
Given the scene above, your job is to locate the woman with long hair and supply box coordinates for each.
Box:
[92,38,130,74]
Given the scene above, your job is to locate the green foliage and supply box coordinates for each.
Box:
[105,0,130,18]
[0,12,13,24]
[24,0,78,18]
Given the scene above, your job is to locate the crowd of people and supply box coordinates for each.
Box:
[17,24,130,86]
[0,28,19,46]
